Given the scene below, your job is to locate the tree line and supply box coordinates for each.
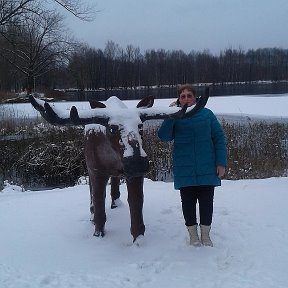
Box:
[3,41,288,95]
[66,44,288,91]
[1,1,288,95]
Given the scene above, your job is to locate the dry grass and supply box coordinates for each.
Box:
[0,91,16,102]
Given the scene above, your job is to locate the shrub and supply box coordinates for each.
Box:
[0,124,86,188]
[223,121,288,179]
[0,118,287,189]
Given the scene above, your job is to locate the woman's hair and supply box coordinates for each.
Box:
[177,84,196,97]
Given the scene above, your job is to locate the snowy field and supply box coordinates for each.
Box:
[1,94,288,288]
[2,93,288,121]
[1,178,288,288]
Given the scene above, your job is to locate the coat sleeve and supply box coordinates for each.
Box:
[158,119,175,142]
[210,113,227,167]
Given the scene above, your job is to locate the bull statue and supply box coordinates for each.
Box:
[29,90,209,242]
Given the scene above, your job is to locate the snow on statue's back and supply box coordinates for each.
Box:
[105,95,128,108]
[29,92,209,243]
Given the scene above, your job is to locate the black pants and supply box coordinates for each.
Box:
[180,185,214,226]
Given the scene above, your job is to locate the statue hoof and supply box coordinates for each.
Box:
[93,229,105,237]
[133,234,145,246]
[111,198,122,209]
[111,200,117,209]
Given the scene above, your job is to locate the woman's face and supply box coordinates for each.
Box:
[179,88,196,107]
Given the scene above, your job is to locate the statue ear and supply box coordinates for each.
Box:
[89,100,106,109]
[137,95,155,108]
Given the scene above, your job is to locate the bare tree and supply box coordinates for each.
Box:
[0,9,75,93]
[0,0,94,27]
[0,0,95,94]
[50,0,95,21]
[104,41,122,89]
[0,0,35,26]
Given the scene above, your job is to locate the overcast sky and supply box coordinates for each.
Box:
[65,0,288,55]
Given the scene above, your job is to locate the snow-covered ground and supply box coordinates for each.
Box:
[1,177,288,288]
[1,93,288,288]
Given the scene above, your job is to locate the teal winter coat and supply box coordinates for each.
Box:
[158,108,227,189]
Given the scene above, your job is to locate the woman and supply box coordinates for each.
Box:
[158,84,227,247]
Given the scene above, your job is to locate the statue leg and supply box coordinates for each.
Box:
[110,176,121,209]
[90,174,109,237]
[126,176,145,241]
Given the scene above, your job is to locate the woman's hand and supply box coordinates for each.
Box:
[217,166,226,178]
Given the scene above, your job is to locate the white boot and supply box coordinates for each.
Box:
[187,225,201,247]
[200,225,213,247]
